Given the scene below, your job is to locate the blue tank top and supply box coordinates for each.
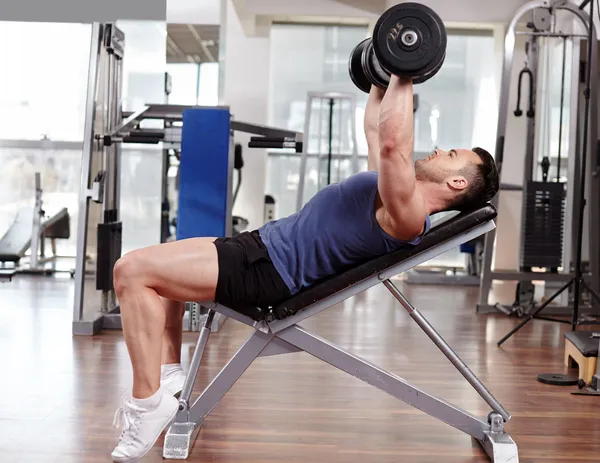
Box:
[258,170,431,295]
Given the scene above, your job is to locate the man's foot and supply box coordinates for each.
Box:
[111,389,178,463]
[161,364,187,398]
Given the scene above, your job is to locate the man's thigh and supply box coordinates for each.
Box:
[123,237,219,303]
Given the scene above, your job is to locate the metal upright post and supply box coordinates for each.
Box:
[29,172,43,270]
[73,23,104,330]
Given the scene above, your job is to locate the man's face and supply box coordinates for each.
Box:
[414,148,480,184]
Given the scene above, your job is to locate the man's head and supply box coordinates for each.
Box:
[414,147,499,212]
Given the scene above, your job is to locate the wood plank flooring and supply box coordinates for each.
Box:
[1,276,599,462]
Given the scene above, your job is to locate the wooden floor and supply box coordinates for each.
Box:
[1,276,600,463]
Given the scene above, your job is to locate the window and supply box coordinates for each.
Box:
[267,23,370,218]
[166,62,219,106]
[266,25,499,269]
[0,22,91,141]
[167,63,201,105]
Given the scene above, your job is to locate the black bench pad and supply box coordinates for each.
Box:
[222,203,497,322]
[565,331,600,357]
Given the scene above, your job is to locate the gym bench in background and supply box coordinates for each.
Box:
[163,203,519,463]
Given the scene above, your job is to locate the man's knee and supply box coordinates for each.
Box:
[113,252,143,295]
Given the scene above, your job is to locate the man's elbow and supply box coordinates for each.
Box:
[379,139,397,159]
[379,139,412,162]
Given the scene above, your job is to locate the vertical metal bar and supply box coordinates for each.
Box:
[569,0,598,325]
[30,172,42,269]
[327,98,334,185]
[295,94,312,211]
[519,35,539,272]
[384,279,511,422]
[179,310,215,407]
[103,40,114,213]
[112,50,123,219]
[317,97,324,190]
[524,35,538,183]
[556,37,568,180]
[563,37,579,273]
[73,23,103,325]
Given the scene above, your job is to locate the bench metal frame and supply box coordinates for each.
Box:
[163,219,519,462]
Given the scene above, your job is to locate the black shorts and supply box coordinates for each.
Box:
[213,230,291,310]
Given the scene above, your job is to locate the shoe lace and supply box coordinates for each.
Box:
[113,401,142,446]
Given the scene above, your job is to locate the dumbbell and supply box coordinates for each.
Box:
[349,2,447,93]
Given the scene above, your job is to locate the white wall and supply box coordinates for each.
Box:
[167,0,221,24]
[220,0,271,230]
[245,0,379,17]
[386,0,530,23]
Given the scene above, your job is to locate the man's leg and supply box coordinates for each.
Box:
[160,297,186,397]
[111,237,218,463]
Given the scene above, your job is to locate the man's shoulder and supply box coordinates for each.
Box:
[375,188,429,242]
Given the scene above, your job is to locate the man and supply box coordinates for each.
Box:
[110,76,499,462]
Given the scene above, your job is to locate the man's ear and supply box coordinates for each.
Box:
[447,175,468,191]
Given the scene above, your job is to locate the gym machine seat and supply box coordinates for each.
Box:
[163,203,520,463]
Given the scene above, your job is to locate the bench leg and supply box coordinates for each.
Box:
[383,279,512,421]
[278,324,490,440]
[479,415,520,463]
[163,327,273,459]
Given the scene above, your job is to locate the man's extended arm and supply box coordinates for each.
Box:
[364,86,385,171]
[377,75,427,240]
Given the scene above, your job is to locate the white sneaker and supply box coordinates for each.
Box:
[161,369,187,398]
[111,391,178,463]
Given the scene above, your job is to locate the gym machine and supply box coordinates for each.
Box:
[0,172,71,278]
[478,0,600,328]
[72,24,302,336]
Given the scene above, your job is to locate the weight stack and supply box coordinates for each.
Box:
[520,181,566,271]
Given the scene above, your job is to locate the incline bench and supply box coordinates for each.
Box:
[163,203,519,463]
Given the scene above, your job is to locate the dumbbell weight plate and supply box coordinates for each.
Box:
[361,39,390,90]
[412,50,445,84]
[372,2,446,82]
[348,38,372,93]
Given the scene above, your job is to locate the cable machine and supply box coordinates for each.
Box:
[478,0,600,330]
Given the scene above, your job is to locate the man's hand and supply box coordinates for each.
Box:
[377,75,427,241]
[365,86,385,171]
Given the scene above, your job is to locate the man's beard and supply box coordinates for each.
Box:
[414,160,447,183]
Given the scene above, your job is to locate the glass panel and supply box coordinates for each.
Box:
[268,23,369,149]
[0,145,82,258]
[116,20,167,253]
[0,22,92,141]
[166,63,200,105]
[198,62,219,106]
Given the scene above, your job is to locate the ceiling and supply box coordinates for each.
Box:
[166,24,220,64]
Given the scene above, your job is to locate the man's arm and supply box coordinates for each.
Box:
[364,85,385,171]
[377,75,427,241]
